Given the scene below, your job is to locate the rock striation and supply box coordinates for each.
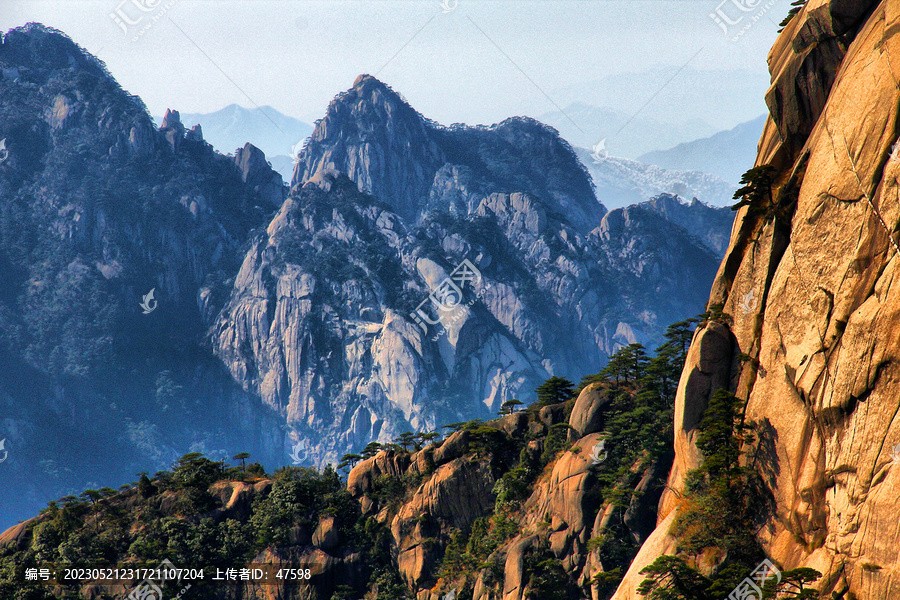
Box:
[0,24,734,530]
[214,75,732,466]
[613,1,900,598]
[0,23,286,528]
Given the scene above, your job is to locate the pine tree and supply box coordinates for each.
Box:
[637,555,712,600]
[233,452,251,471]
[535,376,575,407]
[731,165,777,217]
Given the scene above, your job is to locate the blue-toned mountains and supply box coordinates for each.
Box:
[0,23,734,527]
[0,24,285,528]
[214,74,731,464]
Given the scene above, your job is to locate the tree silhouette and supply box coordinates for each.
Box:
[80,490,102,505]
[763,567,821,599]
[637,555,711,600]
[395,432,417,451]
[233,452,251,471]
[535,376,575,407]
[663,319,698,359]
[361,441,383,458]
[731,165,777,217]
[499,399,524,415]
[338,453,363,471]
[137,473,156,498]
[420,432,441,445]
[779,0,807,30]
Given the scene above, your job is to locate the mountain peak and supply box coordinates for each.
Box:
[295,76,603,227]
[351,73,394,94]
[342,73,412,111]
[293,75,441,215]
[352,73,376,87]
[2,23,107,78]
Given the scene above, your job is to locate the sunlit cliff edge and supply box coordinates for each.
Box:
[613,2,900,598]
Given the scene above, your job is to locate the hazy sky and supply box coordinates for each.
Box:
[1,0,782,127]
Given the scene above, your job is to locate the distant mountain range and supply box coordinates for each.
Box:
[539,102,719,159]
[551,66,770,132]
[223,73,731,468]
[156,103,312,173]
[637,115,766,185]
[174,101,742,207]
[574,147,736,208]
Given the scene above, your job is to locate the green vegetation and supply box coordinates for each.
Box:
[499,399,524,415]
[637,388,823,599]
[731,165,777,215]
[523,541,571,600]
[0,454,384,600]
[731,164,801,228]
[0,317,716,600]
[535,376,576,407]
[779,0,808,30]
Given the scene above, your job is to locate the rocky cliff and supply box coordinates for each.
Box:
[0,23,734,535]
[613,1,900,598]
[0,24,286,528]
[1,352,680,600]
[214,74,728,466]
[294,75,604,232]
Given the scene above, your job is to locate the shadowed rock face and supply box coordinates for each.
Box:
[0,24,735,527]
[0,24,286,527]
[613,1,900,598]
[214,111,726,465]
[341,398,669,600]
[293,74,605,232]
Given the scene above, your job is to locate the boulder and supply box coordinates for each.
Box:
[0,518,34,550]
[568,381,610,438]
[433,430,469,466]
[312,515,340,550]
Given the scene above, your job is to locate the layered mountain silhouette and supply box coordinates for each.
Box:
[637,114,766,185]
[0,24,732,528]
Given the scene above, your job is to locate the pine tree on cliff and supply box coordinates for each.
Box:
[637,555,712,600]
[535,376,575,406]
[731,165,777,217]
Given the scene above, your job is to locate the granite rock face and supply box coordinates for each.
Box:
[0,24,286,527]
[0,24,736,533]
[213,75,730,465]
[343,398,668,600]
[613,2,900,598]
[294,75,607,232]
